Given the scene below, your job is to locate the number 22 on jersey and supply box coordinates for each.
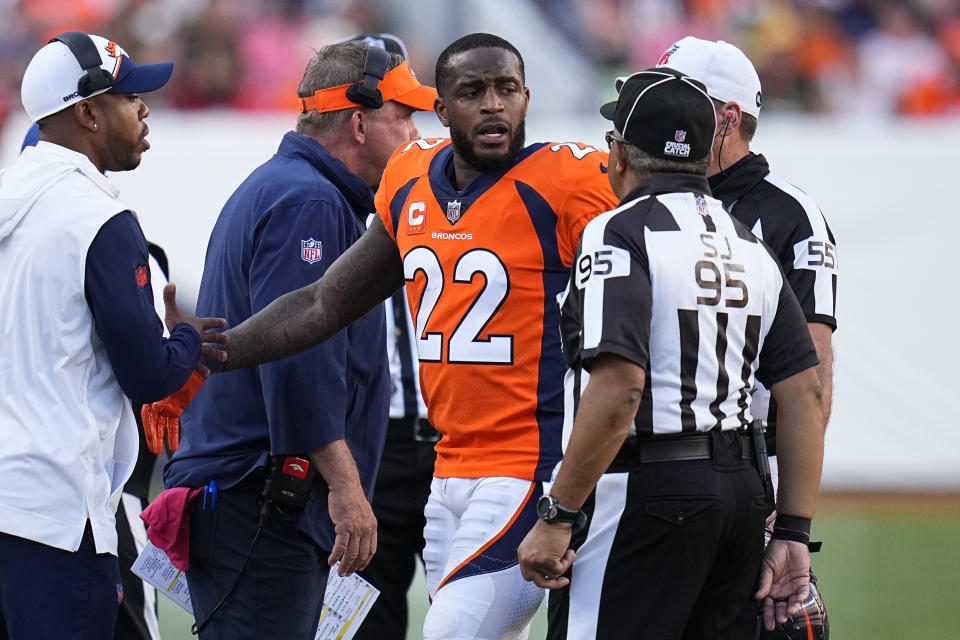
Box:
[403,246,513,365]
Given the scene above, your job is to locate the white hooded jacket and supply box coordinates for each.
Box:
[0,141,138,554]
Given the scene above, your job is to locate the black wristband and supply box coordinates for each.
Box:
[771,513,812,544]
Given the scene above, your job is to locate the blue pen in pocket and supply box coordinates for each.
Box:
[192,482,217,565]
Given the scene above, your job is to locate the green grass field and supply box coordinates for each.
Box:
[158,493,960,639]
[803,493,960,640]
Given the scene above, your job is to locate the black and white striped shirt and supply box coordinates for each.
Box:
[709,152,836,430]
[385,289,428,420]
[560,173,818,437]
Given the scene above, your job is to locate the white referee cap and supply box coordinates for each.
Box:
[655,36,762,118]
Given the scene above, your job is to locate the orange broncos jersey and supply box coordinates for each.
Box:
[376,138,617,481]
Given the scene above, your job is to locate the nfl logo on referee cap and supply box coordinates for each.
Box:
[301,238,322,264]
[599,68,715,163]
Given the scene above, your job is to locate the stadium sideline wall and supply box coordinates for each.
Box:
[3,111,956,492]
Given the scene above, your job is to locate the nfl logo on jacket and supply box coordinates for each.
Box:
[301,238,322,264]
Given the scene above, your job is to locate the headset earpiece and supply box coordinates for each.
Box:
[345,45,390,109]
[725,110,736,122]
[50,31,114,97]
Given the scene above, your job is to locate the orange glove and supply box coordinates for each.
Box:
[141,371,207,455]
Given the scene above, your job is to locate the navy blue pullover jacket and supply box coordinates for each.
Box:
[164,132,389,552]
[85,212,200,403]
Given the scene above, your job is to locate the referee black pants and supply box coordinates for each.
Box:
[548,431,767,640]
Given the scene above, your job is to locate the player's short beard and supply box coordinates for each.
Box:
[451,119,526,173]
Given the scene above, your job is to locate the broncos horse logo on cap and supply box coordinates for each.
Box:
[102,40,125,78]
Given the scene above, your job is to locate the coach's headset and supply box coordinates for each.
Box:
[50,31,115,97]
[346,45,390,109]
[298,45,392,113]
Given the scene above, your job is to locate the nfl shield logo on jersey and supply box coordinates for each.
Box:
[301,238,322,264]
[696,194,709,216]
[675,130,686,142]
[446,200,462,224]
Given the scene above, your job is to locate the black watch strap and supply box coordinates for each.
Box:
[537,494,581,524]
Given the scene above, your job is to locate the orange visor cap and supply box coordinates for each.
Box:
[299,62,438,114]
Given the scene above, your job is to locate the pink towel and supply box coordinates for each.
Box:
[140,487,201,571]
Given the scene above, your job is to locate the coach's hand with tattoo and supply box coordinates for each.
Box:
[518,521,576,589]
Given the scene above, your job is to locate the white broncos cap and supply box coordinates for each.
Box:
[655,36,762,118]
[21,32,173,122]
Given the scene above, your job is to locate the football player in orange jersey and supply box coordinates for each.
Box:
[178,33,617,639]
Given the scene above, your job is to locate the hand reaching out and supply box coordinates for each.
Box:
[140,283,229,454]
[162,283,228,375]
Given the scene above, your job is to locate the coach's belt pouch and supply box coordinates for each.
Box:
[607,431,751,472]
[257,453,317,522]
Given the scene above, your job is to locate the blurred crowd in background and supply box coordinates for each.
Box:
[1,0,958,130]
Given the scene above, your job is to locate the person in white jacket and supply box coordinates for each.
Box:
[0,31,225,639]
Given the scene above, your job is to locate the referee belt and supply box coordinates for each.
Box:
[389,416,440,443]
[609,431,752,470]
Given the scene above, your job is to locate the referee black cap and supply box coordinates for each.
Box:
[600,67,716,163]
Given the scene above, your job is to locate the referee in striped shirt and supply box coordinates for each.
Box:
[659,38,836,637]
[658,35,837,492]
[518,69,826,639]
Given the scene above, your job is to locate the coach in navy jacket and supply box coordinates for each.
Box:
[166,127,389,550]
[163,40,433,639]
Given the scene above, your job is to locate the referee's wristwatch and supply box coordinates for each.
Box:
[536,494,580,525]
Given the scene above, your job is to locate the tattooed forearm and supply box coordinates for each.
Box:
[221,219,405,371]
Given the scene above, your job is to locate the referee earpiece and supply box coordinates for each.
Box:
[716,107,736,138]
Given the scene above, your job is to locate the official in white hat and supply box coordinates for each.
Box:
[657,35,838,638]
